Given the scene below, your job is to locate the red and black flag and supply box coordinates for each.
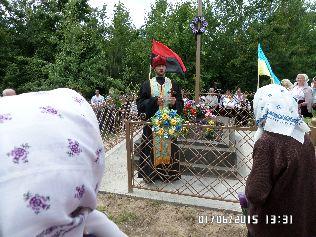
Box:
[151,39,187,75]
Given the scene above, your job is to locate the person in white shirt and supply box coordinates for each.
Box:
[291,73,313,117]
[220,89,236,109]
[181,90,190,105]
[233,88,245,109]
[91,89,105,106]
[204,87,219,109]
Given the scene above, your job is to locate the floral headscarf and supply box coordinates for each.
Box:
[253,84,310,144]
[0,88,105,236]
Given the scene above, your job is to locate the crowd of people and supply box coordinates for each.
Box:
[199,87,252,110]
[182,87,253,126]
[89,85,254,132]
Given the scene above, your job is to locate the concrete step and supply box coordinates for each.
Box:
[180,162,238,179]
[132,134,238,178]
[178,144,236,167]
[177,138,230,148]
[133,155,238,179]
[134,143,237,168]
[132,157,238,179]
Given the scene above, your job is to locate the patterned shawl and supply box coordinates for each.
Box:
[253,84,310,144]
[0,88,106,236]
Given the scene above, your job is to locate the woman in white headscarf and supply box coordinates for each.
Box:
[246,84,316,237]
[291,73,313,117]
[0,88,127,237]
[280,78,293,91]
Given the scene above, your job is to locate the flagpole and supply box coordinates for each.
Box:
[195,0,202,104]
[257,43,260,90]
[148,64,152,80]
[257,71,260,90]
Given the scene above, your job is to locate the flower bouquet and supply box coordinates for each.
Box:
[204,119,216,140]
[151,108,184,139]
[203,110,221,140]
[183,100,210,121]
[183,100,197,120]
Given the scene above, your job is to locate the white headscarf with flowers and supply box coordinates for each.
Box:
[253,84,310,144]
[0,88,125,237]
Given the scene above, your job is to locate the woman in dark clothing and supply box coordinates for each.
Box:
[246,84,316,237]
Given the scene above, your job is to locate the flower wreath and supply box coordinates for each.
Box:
[151,108,184,139]
[190,16,208,35]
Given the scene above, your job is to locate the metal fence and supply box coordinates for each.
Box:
[93,95,258,203]
[94,103,140,150]
[125,119,256,203]
[94,96,255,150]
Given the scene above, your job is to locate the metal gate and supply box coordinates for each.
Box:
[126,120,256,203]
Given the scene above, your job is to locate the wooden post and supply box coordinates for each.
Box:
[195,0,203,104]
[125,120,133,193]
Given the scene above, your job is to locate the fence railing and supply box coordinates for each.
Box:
[125,120,256,203]
[94,103,256,150]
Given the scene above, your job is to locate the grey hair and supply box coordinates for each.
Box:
[297,73,309,82]
[2,88,16,96]
[281,79,294,90]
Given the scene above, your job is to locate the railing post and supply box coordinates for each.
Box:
[125,120,133,193]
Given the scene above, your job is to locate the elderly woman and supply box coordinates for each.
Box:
[204,87,219,109]
[245,84,316,237]
[280,78,293,90]
[0,88,127,237]
[291,73,313,117]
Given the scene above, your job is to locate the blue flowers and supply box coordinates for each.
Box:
[151,108,184,139]
[175,125,182,132]
[169,109,177,117]
[164,121,170,126]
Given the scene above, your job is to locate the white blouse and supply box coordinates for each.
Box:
[291,86,305,101]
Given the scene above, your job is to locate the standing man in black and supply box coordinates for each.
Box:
[136,55,183,183]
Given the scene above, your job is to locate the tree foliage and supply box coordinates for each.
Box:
[0,0,315,98]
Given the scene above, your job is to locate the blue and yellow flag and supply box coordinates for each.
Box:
[258,43,280,85]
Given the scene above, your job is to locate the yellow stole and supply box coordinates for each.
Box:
[150,77,172,167]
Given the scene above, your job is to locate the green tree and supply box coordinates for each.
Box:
[48,0,110,97]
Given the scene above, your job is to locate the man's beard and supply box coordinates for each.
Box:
[156,71,165,77]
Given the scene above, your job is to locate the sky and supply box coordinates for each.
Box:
[89,0,184,28]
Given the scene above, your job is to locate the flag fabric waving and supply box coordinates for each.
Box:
[151,39,187,75]
[258,43,280,85]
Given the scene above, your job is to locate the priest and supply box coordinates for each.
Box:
[136,55,184,183]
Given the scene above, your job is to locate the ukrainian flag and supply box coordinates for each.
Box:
[258,43,280,85]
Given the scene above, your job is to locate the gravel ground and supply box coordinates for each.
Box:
[97,193,247,237]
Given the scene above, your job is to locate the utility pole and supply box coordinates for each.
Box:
[195,0,202,104]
